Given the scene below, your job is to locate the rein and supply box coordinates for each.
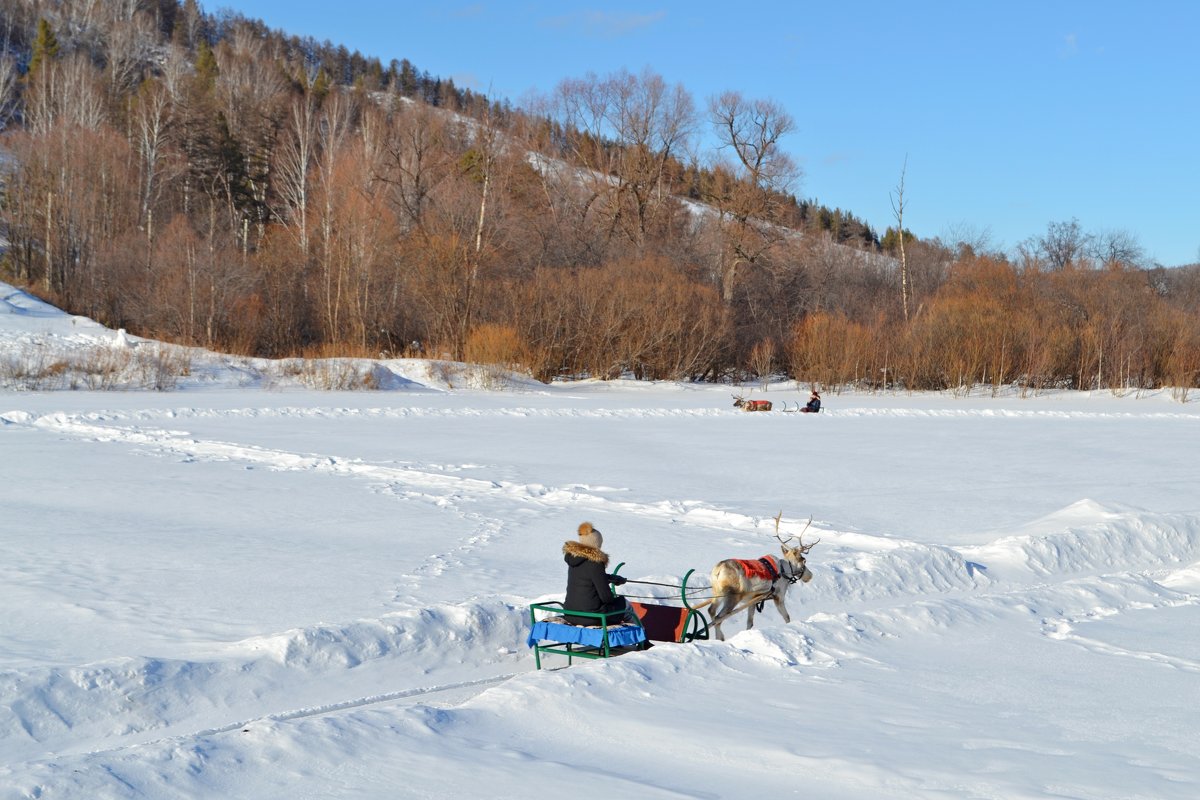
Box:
[619,578,712,601]
[620,565,800,605]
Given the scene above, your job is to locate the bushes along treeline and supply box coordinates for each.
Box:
[0,1,1196,391]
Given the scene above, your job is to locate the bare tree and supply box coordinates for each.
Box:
[56,0,102,48]
[706,90,799,302]
[312,91,355,339]
[378,100,453,233]
[1090,228,1144,268]
[104,9,156,95]
[461,100,502,349]
[214,25,289,137]
[25,53,107,136]
[158,44,192,101]
[608,68,696,249]
[517,91,606,266]
[534,68,696,258]
[544,71,622,256]
[939,220,996,259]
[0,55,18,129]
[130,77,174,242]
[891,156,910,322]
[1036,218,1092,270]
[212,24,290,250]
[274,89,320,255]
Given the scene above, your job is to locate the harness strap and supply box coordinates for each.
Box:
[777,557,803,584]
[743,557,797,612]
[758,556,779,581]
[755,557,780,612]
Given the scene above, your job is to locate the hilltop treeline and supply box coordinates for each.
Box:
[0,1,1197,392]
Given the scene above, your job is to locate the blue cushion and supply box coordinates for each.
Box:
[527,619,646,649]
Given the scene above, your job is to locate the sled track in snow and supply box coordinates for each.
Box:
[18,403,1200,566]
[2,671,520,780]
[10,406,1200,570]
[9,406,1200,611]
[12,406,1198,543]
[8,407,846,544]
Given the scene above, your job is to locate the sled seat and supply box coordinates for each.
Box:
[623,565,710,643]
[527,602,647,669]
[627,601,709,643]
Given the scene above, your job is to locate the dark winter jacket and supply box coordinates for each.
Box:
[562,540,625,625]
[804,396,821,413]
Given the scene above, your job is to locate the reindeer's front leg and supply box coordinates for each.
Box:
[772,585,791,624]
[745,601,756,631]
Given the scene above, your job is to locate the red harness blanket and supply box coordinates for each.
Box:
[735,555,780,581]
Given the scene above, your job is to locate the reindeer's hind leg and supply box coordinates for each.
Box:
[709,593,735,641]
[712,596,764,640]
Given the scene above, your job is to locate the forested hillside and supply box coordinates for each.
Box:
[1,0,1197,390]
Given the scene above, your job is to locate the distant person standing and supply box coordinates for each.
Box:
[802,390,821,413]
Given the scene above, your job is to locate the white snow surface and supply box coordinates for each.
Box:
[2,280,1200,798]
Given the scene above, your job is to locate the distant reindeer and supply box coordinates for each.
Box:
[697,513,818,640]
[732,392,772,412]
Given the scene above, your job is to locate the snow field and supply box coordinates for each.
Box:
[2,280,1200,798]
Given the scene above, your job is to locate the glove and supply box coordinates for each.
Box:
[609,575,628,586]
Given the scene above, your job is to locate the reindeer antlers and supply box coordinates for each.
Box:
[773,511,819,552]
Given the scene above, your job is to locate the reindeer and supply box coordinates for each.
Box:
[696,513,818,640]
[732,392,773,412]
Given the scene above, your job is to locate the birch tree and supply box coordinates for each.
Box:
[274,87,321,255]
[891,156,910,322]
[130,77,174,243]
[0,55,17,129]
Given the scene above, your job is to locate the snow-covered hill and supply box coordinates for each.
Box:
[2,280,1199,798]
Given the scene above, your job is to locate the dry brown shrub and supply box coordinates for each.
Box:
[299,341,381,360]
[1163,310,1200,401]
[464,324,525,368]
[511,258,727,382]
[273,358,375,390]
[748,338,776,387]
[787,311,877,390]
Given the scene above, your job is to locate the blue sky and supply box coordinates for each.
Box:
[217,1,1199,266]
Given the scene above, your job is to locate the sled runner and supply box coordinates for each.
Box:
[527,566,710,669]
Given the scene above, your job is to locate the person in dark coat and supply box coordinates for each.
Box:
[802,390,822,413]
[562,522,629,626]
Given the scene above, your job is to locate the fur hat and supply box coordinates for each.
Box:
[577,521,603,550]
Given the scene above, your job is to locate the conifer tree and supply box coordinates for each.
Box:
[397,59,418,97]
[194,40,218,91]
[28,19,60,78]
[310,69,331,103]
